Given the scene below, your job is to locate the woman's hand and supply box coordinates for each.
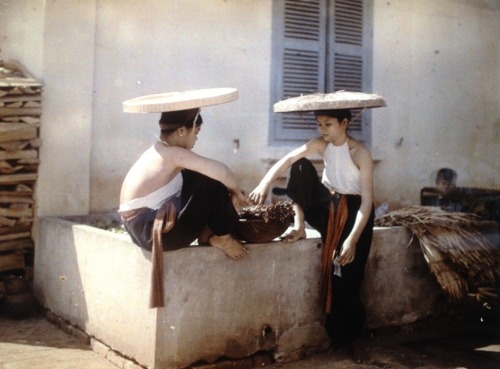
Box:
[337,237,357,266]
[249,182,270,205]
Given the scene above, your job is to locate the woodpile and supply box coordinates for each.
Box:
[375,206,500,308]
[0,60,42,288]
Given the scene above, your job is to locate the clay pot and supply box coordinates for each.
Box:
[3,276,31,295]
[0,280,5,296]
[3,292,35,319]
[0,289,5,312]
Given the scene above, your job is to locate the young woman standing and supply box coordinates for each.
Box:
[249,103,378,363]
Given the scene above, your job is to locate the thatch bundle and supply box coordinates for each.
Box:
[375,206,499,306]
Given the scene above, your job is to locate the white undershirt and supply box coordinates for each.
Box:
[322,140,361,195]
[119,172,182,211]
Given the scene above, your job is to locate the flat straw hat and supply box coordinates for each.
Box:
[123,87,238,113]
[273,91,386,113]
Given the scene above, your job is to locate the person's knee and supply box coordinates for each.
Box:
[185,171,228,195]
[205,176,228,195]
[291,158,314,172]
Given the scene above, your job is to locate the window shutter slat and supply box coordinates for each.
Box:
[274,0,327,141]
[331,0,365,138]
[335,0,363,46]
[283,49,321,96]
[285,0,322,40]
[272,0,371,143]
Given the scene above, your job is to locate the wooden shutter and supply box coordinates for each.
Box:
[272,0,371,144]
[272,0,327,142]
[328,0,366,140]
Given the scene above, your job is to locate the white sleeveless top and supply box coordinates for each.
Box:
[119,172,182,211]
[322,140,361,195]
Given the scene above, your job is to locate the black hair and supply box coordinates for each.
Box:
[159,108,203,135]
[314,109,351,123]
[436,168,457,184]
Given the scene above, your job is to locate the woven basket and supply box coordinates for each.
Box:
[233,217,292,243]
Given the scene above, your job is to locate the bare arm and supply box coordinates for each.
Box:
[337,144,374,265]
[249,138,324,204]
[121,144,247,208]
[169,146,247,207]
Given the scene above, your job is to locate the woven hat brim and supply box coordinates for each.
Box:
[123,88,238,113]
[274,91,386,113]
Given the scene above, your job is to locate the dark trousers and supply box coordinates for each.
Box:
[286,158,331,242]
[124,170,238,251]
[286,158,374,344]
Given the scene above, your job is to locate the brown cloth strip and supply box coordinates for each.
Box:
[150,200,178,308]
[119,200,178,308]
[321,193,348,314]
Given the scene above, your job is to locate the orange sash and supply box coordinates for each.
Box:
[321,193,348,313]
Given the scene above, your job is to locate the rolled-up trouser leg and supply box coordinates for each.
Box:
[162,170,238,250]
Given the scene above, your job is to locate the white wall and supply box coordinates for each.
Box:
[371,0,499,207]
[90,0,273,213]
[1,0,96,216]
[1,0,498,216]
[1,0,274,215]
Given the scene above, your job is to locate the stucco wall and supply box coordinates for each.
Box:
[90,0,274,213]
[1,0,275,216]
[371,0,500,207]
[0,0,498,216]
[1,0,96,215]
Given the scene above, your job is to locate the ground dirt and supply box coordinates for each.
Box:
[0,309,499,369]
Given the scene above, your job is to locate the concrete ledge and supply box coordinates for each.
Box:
[34,216,448,369]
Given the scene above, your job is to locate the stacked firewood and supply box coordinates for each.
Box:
[0,61,42,280]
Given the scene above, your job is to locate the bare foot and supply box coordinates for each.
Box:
[281,204,307,243]
[280,228,306,243]
[209,234,249,260]
[350,339,369,364]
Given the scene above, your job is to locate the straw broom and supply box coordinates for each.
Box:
[375,206,499,306]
